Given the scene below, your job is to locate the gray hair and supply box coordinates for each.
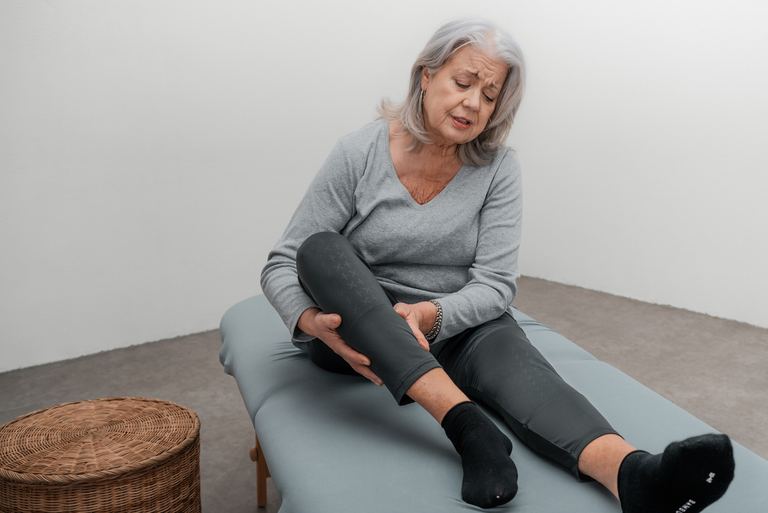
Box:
[379,19,526,167]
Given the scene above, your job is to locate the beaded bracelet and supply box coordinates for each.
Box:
[425,300,443,343]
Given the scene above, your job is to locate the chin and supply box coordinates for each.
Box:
[430,121,481,147]
[443,130,478,146]
[453,133,481,146]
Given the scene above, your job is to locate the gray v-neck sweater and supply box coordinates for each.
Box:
[261,119,522,347]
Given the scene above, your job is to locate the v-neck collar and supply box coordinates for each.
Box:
[383,121,466,208]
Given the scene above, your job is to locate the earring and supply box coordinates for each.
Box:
[420,89,425,107]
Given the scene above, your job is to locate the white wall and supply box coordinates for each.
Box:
[1,1,765,372]
[509,1,768,328]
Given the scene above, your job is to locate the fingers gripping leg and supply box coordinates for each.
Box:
[296,232,441,403]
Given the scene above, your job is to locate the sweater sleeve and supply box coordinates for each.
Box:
[260,137,362,342]
[432,150,523,342]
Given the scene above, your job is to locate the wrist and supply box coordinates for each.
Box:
[424,300,443,343]
[417,301,437,334]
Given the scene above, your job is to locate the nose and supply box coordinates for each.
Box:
[462,89,481,112]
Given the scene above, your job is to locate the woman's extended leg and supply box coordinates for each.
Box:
[580,432,734,513]
[438,312,734,512]
[436,312,619,475]
[296,232,518,508]
[578,434,635,497]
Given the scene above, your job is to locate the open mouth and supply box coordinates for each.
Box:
[452,116,472,129]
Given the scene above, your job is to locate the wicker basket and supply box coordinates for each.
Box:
[0,397,200,513]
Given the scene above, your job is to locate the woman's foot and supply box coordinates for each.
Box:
[441,402,518,509]
[618,434,735,513]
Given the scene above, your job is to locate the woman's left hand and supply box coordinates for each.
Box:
[393,301,437,351]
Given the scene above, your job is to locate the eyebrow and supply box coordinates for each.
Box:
[462,70,499,90]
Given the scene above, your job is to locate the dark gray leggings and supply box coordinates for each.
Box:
[296,232,619,478]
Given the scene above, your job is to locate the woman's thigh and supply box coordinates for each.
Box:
[436,312,617,477]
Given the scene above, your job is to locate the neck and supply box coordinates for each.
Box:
[419,138,459,161]
[420,121,459,161]
[388,121,462,182]
[410,137,462,182]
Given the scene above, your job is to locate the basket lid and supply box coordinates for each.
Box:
[0,397,199,485]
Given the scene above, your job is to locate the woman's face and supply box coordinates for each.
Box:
[421,45,508,149]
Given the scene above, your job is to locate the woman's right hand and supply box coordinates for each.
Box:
[297,307,383,387]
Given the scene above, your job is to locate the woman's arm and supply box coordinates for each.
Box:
[260,136,362,342]
[430,150,523,342]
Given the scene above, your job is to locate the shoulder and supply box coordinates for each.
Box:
[315,120,389,184]
[487,146,520,176]
[474,147,522,206]
[319,119,389,173]
[335,119,388,154]
[470,146,521,189]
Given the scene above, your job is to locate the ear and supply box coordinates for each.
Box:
[420,67,430,91]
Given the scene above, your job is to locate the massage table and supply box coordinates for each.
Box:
[219,294,768,512]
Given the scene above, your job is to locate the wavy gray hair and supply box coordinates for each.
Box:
[379,19,526,167]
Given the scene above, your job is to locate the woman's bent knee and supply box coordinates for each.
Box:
[296,232,345,271]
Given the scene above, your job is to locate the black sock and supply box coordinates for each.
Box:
[618,434,735,513]
[441,401,518,509]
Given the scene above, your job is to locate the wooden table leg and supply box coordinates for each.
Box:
[249,430,271,508]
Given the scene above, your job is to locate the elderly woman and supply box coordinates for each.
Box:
[261,19,734,511]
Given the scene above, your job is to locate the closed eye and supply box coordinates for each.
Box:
[456,79,495,103]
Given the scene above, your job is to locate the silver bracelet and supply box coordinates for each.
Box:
[425,300,443,343]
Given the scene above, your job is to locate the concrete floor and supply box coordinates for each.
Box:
[1,276,766,512]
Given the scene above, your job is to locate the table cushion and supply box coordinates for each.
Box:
[219,294,768,513]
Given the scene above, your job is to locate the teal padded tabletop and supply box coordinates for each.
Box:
[220,294,768,513]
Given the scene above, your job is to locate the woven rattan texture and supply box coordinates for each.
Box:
[0,397,201,513]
